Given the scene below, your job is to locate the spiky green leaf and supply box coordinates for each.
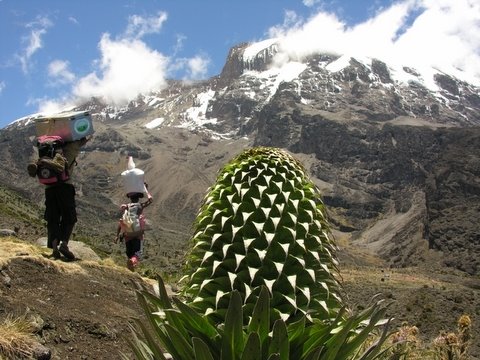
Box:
[172,297,218,340]
[269,320,289,360]
[240,332,262,360]
[132,318,167,360]
[164,323,195,359]
[193,337,215,360]
[221,290,245,359]
[247,286,270,343]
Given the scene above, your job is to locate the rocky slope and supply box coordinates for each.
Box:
[0,237,153,359]
[1,236,479,359]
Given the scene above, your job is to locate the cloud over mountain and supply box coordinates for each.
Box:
[269,0,480,86]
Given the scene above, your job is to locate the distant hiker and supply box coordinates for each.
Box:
[115,187,153,271]
[115,156,152,270]
[27,136,91,260]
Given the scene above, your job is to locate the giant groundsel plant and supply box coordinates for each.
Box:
[182,147,344,324]
[126,147,390,360]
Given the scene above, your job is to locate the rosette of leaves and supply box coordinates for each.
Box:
[125,277,390,360]
[182,147,344,325]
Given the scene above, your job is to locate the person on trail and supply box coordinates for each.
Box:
[27,136,90,260]
[115,186,152,271]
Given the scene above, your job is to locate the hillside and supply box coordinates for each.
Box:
[1,236,479,359]
[2,115,479,278]
[0,237,152,359]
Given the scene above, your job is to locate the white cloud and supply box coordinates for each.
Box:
[302,0,323,7]
[173,34,187,55]
[269,0,480,85]
[186,55,210,80]
[0,81,5,95]
[167,53,211,81]
[124,11,168,40]
[48,60,76,85]
[35,97,75,116]
[72,34,169,105]
[37,12,210,113]
[18,16,52,73]
[68,16,79,25]
[268,10,303,38]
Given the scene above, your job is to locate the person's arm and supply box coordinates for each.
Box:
[115,204,127,242]
[141,191,153,208]
[63,136,91,169]
[114,224,122,243]
[140,182,153,208]
[79,135,92,147]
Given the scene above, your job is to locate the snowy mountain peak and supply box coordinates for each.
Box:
[7,40,480,137]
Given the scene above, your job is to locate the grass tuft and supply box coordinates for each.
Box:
[0,314,38,359]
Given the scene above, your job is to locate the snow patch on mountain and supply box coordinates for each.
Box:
[177,89,226,135]
[144,95,165,108]
[8,114,39,128]
[245,61,307,102]
[243,39,278,62]
[99,105,131,120]
[181,90,216,127]
[145,118,165,129]
[324,55,351,73]
[324,53,440,93]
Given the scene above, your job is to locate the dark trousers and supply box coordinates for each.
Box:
[125,237,142,259]
[44,183,77,248]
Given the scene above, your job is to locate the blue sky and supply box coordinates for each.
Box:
[1,0,479,128]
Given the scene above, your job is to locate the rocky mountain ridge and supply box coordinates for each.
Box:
[1,40,479,277]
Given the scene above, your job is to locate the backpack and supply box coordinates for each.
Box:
[119,203,146,238]
[35,135,70,185]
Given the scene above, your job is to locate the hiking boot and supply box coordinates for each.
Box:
[27,163,38,177]
[52,248,61,259]
[51,239,61,259]
[59,242,75,260]
[127,256,139,271]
